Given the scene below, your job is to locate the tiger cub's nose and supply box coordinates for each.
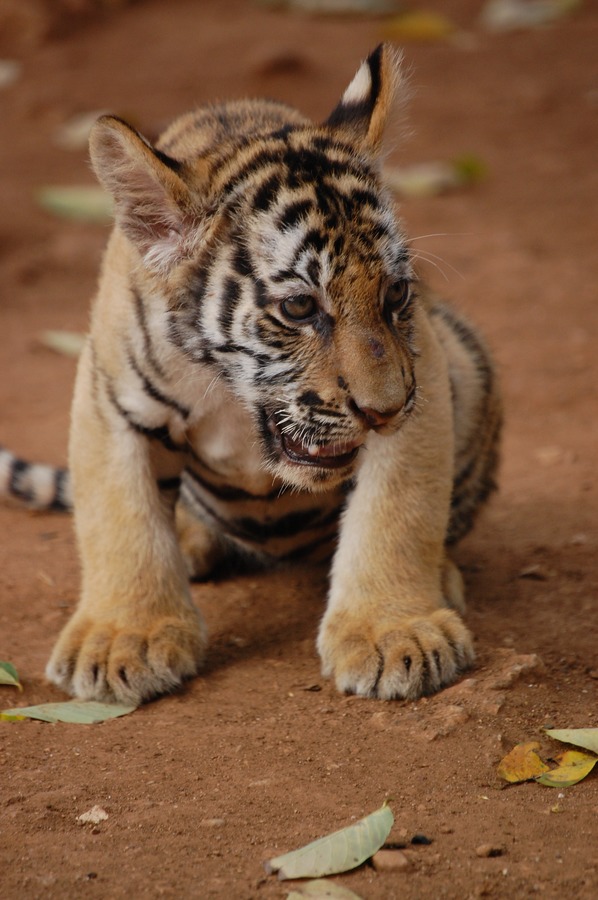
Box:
[349,401,401,429]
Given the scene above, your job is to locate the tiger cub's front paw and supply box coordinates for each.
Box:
[317,608,474,700]
[46,606,207,705]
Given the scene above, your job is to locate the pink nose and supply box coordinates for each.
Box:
[351,402,400,428]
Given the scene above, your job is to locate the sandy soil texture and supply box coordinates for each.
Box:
[1,1,597,897]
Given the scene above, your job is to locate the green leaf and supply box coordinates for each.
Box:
[535,750,598,788]
[0,700,136,724]
[37,186,114,224]
[545,728,598,755]
[266,802,393,881]
[0,662,22,691]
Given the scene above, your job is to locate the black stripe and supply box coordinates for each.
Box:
[430,303,493,393]
[127,349,190,420]
[158,476,182,492]
[232,243,254,278]
[212,342,273,366]
[277,198,313,229]
[233,508,323,543]
[280,532,336,563]
[253,173,282,211]
[9,458,31,502]
[132,287,167,379]
[216,147,284,197]
[218,276,241,338]
[51,468,71,511]
[184,464,286,503]
[153,146,182,173]
[105,380,186,454]
[188,487,340,547]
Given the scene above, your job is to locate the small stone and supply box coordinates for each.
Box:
[475,844,504,858]
[424,704,470,739]
[518,564,548,580]
[411,833,433,845]
[489,651,546,690]
[199,818,226,828]
[77,805,108,825]
[372,849,413,872]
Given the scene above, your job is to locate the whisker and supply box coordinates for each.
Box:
[408,232,471,243]
[410,248,465,283]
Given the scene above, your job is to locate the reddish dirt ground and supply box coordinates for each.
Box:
[1,2,597,898]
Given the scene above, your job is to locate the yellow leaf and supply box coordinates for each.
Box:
[497,741,550,783]
[535,750,598,788]
[384,12,456,43]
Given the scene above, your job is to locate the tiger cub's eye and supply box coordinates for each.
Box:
[385,280,412,314]
[281,295,317,321]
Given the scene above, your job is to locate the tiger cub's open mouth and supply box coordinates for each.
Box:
[268,419,362,470]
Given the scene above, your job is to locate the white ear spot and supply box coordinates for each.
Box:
[341,61,372,105]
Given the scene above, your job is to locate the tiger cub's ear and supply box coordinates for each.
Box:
[325,43,403,155]
[89,115,198,273]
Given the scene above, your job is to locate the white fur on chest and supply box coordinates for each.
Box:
[187,382,274,494]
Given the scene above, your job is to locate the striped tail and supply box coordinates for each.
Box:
[0,446,72,511]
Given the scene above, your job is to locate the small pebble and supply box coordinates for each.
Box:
[411,833,433,845]
[372,849,413,872]
[475,844,504,858]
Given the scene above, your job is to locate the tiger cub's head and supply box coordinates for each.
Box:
[90,44,417,491]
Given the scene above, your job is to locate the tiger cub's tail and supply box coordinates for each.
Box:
[0,446,72,511]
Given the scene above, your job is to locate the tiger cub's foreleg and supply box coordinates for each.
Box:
[317,308,475,699]
[46,342,206,704]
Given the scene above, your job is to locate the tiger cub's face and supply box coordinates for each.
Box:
[90,44,417,490]
[230,139,417,490]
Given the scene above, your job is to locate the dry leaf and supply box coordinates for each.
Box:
[257,0,398,12]
[480,0,581,32]
[535,750,598,787]
[545,728,598,755]
[266,802,393,880]
[497,741,550,783]
[384,11,456,43]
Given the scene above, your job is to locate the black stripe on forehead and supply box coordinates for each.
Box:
[252,173,283,211]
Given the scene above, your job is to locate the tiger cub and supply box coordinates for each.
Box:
[16,44,500,704]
